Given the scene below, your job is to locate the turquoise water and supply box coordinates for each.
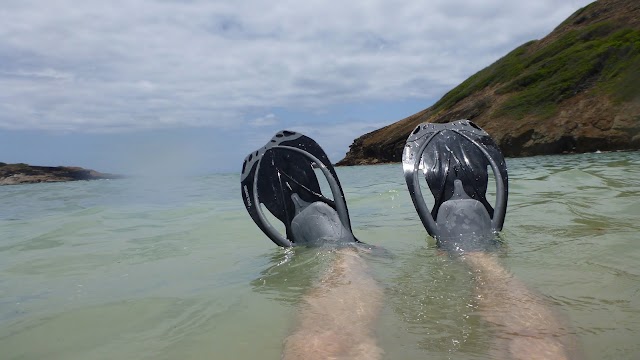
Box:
[1,151,639,359]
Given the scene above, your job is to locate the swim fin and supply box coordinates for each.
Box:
[402,120,508,250]
[241,130,356,247]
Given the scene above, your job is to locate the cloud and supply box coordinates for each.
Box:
[249,113,278,127]
[0,0,593,133]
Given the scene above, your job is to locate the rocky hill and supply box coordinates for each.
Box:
[338,0,640,165]
[0,163,123,185]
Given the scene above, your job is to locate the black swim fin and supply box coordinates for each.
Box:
[240,130,355,247]
[402,120,508,249]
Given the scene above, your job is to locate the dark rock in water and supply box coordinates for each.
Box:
[0,162,124,185]
[337,0,640,166]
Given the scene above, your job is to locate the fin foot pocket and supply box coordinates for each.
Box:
[402,120,509,251]
[241,130,357,247]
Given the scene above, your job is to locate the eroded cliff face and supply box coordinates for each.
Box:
[337,0,640,166]
[494,94,640,157]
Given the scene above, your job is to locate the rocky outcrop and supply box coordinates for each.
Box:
[338,0,640,166]
[0,163,124,185]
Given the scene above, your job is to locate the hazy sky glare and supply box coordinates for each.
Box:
[0,0,593,175]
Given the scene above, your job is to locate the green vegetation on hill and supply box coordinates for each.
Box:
[433,22,640,120]
[431,41,536,114]
[339,0,640,166]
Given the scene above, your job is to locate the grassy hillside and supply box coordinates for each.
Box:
[338,0,640,165]
[436,22,640,120]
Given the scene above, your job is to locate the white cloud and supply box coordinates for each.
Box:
[249,113,278,127]
[0,0,594,133]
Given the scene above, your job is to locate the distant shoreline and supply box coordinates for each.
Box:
[0,162,124,186]
[334,148,640,166]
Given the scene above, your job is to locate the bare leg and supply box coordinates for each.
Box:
[282,248,383,360]
[463,252,579,360]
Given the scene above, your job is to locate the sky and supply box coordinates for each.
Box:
[0,0,594,175]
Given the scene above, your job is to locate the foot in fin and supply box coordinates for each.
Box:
[290,194,356,246]
[241,130,357,247]
[402,120,508,252]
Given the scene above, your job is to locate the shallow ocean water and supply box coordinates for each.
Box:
[1,151,639,359]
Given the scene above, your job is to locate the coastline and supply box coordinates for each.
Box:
[0,163,124,186]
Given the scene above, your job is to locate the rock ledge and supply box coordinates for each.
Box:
[0,163,124,186]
